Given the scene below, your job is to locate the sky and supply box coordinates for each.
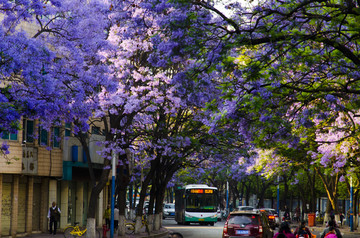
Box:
[214,0,259,17]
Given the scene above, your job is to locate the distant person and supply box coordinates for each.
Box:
[47,201,61,235]
[274,222,296,238]
[294,220,312,238]
[328,213,338,228]
[320,220,342,238]
[339,213,344,226]
[114,205,119,232]
[283,205,290,221]
[104,204,111,229]
[294,206,300,222]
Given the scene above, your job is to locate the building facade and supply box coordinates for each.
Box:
[0,119,108,237]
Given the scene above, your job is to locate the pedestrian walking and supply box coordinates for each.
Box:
[339,213,344,226]
[114,205,119,232]
[47,201,61,235]
[104,204,111,229]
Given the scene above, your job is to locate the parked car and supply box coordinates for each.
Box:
[143,203,155,214]
[237,206,254,211]
[222,210,274,238]
[163,203,175,219]
[259,208,279,229]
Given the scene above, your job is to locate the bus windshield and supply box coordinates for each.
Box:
[185,193,217,212]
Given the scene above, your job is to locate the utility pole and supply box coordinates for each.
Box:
[277,176,280,219]
[350,177,353,232]
[110,150,116,238]
[226,181,229,214]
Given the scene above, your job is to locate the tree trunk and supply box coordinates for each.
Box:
[85,218,97,238]
[118,215,125,236]
[315,168,339,214]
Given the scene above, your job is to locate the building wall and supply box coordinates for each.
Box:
[17,179,27,233]
[0,144,22,174]
[1,178,11,236]
[60,181,69,228]
[0,119,107,236]
[75,182,84,225]
[37,148,63,177]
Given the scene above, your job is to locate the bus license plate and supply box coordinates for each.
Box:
[199,219,205,221]
[236,230,249,235]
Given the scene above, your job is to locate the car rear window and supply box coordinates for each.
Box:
[228,214,259,225]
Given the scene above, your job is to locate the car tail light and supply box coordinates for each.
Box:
[223,223,228,233]
[269,215,275,219]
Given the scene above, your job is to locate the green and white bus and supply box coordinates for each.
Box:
[175,184,218,226]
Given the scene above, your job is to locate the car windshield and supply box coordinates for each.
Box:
[165,204,174,209]
[228,215,259,225]
[185,194,217,212]
[262,209,275,215]
[238,206,254,210]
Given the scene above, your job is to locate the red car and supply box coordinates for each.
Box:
[222,210,273,238]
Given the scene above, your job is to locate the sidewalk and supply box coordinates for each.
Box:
[293,223,360,237]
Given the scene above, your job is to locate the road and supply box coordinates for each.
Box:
[163,218,360,238]
[163,218,224,238]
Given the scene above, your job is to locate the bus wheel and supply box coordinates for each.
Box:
[185,222,190,225]
[210,222,214,226]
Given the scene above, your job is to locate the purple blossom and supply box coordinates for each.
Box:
[325,94,336,103]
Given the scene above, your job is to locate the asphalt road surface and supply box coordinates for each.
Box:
[163,218,360,238]
[163,218,224,238]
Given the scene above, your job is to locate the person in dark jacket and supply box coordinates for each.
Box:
[274,222,296,238]
[294,220,312,237]
[320,220,342,238]
[47,201,61,235]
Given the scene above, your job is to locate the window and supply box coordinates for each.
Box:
[53,127,60,148]
[65,123,71,137]
[228,215,259,225]
[24,120,34,143]
[91,126,100,135]
[1,130,18,140]
[39,127,48,146]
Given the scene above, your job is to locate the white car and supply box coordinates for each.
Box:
[237,206,254,211]
[163,203,175,219]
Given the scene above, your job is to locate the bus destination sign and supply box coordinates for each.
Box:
[190,189,213,194]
